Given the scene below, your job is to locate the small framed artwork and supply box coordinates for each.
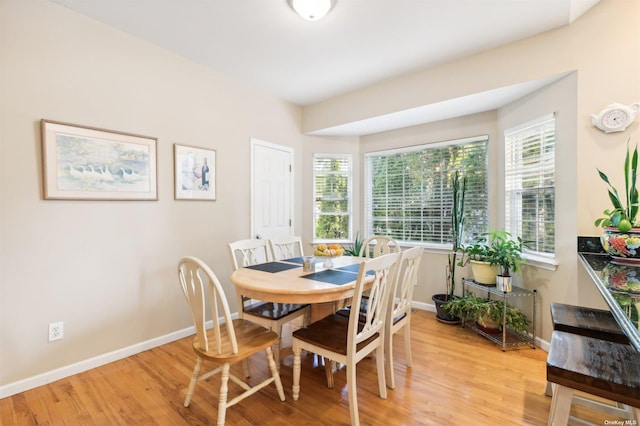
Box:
[41,120,158,200]
[173,143,216,201]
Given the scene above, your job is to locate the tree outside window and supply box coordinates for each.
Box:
[313,155,352,241]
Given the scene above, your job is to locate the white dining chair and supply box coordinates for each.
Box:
[177,256,285,425]
[228,238,310,365]
[268,235,304,260]
[384,245,422,389]
[292,252,400,426]
[359,235,400,258]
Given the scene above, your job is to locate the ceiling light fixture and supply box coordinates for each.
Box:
[289,0,335,22]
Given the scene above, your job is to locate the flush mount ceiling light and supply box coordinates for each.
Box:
[288,0,335,21]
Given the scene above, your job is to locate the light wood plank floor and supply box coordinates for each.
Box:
[1,310,628,425]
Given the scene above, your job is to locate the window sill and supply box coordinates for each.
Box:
[523,253,558,271]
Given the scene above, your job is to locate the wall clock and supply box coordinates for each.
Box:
[591,102,640,133]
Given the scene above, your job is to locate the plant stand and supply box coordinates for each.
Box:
[461,278,536,351]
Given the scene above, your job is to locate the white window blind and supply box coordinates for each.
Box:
[313,154,352,241]
[505,114,555,256]
[365,136,488,246]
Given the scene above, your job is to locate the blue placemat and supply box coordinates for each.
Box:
[301,269,358,285]
[245,262,300,273]
[282,257,304,264]
[336,263,374,275]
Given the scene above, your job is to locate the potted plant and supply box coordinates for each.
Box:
[343,232,363,256]
[595,140,640,263]
[441,292,530,336]
[489,228,524,292]
[432,171,466,324]
[458,236,500,285]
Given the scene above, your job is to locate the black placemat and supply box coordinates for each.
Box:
[245,262,300,273]
[337,263,374,275]
[301,269,358,285]
[282,257,304,264]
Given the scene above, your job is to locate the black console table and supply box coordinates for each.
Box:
[578,252,640,352]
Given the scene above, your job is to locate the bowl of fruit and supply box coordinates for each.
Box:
[313,243,344,268]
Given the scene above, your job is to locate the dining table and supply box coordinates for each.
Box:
[230,255,372,322]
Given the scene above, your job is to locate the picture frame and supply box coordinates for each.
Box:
[41,119,158,200]
[173,143,216,201]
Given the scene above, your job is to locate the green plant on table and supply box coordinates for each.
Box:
[343,232,363,256]
[595,140,639,232]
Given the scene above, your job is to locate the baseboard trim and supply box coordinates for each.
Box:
[0,325,196,399]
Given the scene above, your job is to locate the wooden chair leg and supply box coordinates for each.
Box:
[265,347,286,401]
[385,330,395,390]
[376,345,387,399]
[184,357,202,407]
[273,325,283,366]
[217,363,231,426]
[544,381,553,397]
[548,384,573,426]
[241,359,251,378]
[292,341,302,401]
[324,361,334,389]
[403,323,412,368]
[631,406,640,421]
[346,363,360,426]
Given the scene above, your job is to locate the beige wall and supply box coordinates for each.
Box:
[0,0,304,389]
[302,0,640,343]
[2,0,640,395]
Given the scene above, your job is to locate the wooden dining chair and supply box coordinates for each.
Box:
[359,235,400,258]
[177,257,285,426]
[384,245,422,389]
[268,235,304,260]
[228,239,310,365]
[337,235,401,319]
[292,252,400,426]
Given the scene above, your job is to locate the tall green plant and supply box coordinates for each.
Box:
[343,232,363,256]
[446,171,467,299]
[595,140,639,231]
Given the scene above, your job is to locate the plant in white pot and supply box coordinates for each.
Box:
[489,228,524,292]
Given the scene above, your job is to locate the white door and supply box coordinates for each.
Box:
[251,139,293,240]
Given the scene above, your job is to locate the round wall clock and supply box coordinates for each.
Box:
[591,102,640,133]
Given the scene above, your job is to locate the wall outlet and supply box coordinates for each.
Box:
[49,321,63,341]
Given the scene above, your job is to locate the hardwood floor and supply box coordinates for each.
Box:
[0,310,628,425]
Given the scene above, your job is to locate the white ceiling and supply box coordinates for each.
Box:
[50,0,598,135]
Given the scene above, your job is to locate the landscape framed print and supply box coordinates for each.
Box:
[41,119,158,200]
[173,143,216,201]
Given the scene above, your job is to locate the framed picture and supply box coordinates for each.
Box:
[173,143,216,201]
[41,120,158,200]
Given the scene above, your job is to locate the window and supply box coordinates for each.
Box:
[365,136,488,247]
[313,154,352,241]
[505,114,555,257]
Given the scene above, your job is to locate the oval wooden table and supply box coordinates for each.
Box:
[230,256,370,304]
[230,255,371,323]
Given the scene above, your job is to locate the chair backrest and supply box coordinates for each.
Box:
[268,235,304,260]
[228,239,272,271]
[348,252,400,351]
[359,236,400,258]
[387,246,423,322]
[178,256,238,355]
